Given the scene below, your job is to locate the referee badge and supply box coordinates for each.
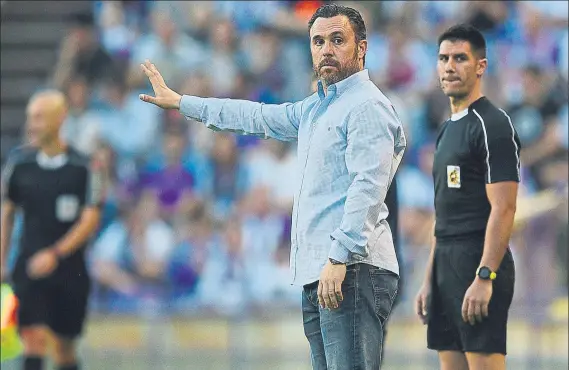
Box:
[56,195,80,222]
[447,165,461,188]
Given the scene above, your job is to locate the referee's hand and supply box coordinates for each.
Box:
[139,60,182,110]
[414,283,431,325]
[461,278,492,325]
[27,249,59,279]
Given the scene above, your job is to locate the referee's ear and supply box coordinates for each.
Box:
[476,58,488,79]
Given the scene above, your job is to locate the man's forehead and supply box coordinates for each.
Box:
[27,95,64,115]
[310,15,352,37]
[439,40,473,54]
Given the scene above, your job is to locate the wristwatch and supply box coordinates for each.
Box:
[476,266,497,281]
[329,258,346,265]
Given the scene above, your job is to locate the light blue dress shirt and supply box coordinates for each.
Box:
[180,70,407,286]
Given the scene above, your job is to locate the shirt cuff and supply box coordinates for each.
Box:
[179,95,204,121]
[329,239,350,264]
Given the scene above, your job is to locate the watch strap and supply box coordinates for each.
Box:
[329,258,345,265]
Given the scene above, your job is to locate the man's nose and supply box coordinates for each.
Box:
[322,41,333,56]
[445,59,456,73]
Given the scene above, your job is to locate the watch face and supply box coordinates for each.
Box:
[479,268,490,279]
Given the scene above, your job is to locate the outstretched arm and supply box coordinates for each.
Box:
[139,60,302,141]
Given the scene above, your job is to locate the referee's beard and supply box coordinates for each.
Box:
[314,47,361,88]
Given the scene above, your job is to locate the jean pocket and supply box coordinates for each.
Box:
[369,268,399,322]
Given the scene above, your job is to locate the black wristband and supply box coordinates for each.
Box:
[329,258,346,265]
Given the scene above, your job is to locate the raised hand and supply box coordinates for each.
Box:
[139,60,182,110]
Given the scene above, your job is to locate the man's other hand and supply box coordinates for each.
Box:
[318,261,346,309]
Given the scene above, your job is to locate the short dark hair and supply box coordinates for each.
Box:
[438,24,486,59]
[308,4,366,43]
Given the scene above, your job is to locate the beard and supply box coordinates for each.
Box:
[314,49,361,87]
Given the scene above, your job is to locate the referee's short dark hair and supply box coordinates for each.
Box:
[438,24,486,59]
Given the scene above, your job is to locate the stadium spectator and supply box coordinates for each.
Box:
[91,197,175,311]
[60,75,102,156]
[51,13,115,91]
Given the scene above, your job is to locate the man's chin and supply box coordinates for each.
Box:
[443,89,468,99]
[320,73,342,86]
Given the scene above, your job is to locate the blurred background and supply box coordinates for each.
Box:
[0,1,567,369]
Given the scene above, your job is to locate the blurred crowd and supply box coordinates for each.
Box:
[7,1,569,318]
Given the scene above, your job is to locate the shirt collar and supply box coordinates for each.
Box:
[317,69,370,100]
[36,150,68,169]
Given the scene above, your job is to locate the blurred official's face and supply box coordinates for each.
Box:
[310,15,367,87]
[26,96,65,146]
[438,40,487,99]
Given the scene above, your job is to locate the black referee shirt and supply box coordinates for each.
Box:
[1,145,102,269]
[433,97,521,238]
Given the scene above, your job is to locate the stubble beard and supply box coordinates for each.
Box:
[314,51,361,87]
[440,79,468,100]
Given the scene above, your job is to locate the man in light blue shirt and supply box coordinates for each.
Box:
[139,4,406,369]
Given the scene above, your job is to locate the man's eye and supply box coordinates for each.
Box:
[333,38,343,44]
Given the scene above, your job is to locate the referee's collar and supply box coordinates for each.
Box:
[450,96,487,121]
[450,108,469,121]
[37,151,68,169]
[317,69,370,99]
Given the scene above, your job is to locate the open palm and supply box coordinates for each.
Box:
[138,59,182,110]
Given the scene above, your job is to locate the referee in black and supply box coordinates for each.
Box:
[0,90,102,370]
[414,24,521,370]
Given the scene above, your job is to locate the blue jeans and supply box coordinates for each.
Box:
[302,263,399,370]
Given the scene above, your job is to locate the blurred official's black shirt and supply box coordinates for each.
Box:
[1,145,102,281]
[433,97,521,239]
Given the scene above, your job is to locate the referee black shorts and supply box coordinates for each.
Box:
[427,233,515,355]
[12,262,91,340]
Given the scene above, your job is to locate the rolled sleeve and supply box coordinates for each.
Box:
[328,239,351,263]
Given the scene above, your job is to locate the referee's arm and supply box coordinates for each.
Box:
[51,162,104,258]
[0,156,18,277]
[475,110,521,274]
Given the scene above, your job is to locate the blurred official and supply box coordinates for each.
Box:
[0,90,103,370]
[415,25,521,370]
[138,4,406,369]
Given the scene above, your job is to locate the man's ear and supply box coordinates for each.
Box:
[477,58,488,78]
[358,39,368,60]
